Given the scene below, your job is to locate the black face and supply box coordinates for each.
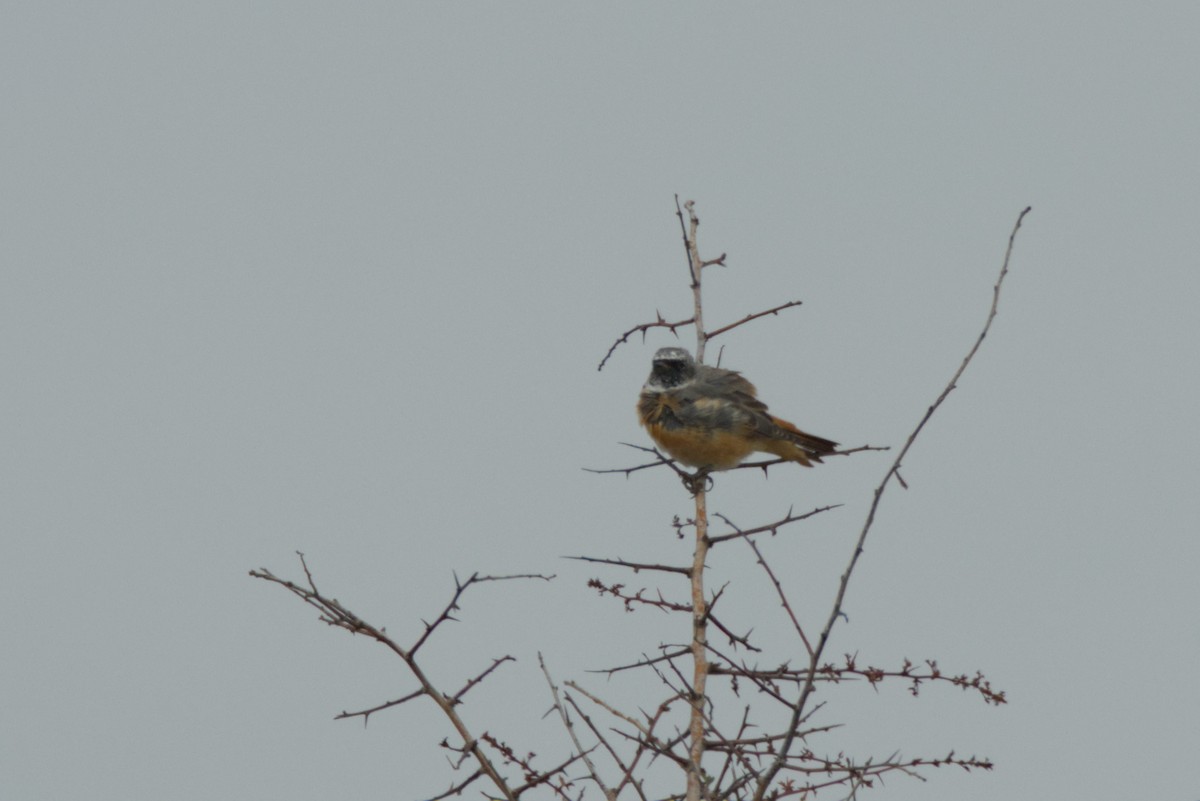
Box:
[649,354,695,389]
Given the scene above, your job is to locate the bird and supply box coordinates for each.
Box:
[637,347,838,470]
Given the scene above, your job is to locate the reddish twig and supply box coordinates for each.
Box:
[817,654,1007,706]
[708,507,840,546]
[706,300,804,340]
[598,312,696,372]
[336,688,424,723]
[565,555,692,577]
[587,579,690,614]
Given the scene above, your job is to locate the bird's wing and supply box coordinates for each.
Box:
[690,365,824,446]
[674,366,766,433]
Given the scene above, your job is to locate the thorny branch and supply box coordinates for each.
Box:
[593,646,692,676]
[587,441,889,485]
[680,197,714,801]
[560,694,650,801]
[250,553,554,801]
[597,300,808,372]
[596,195,812,372]
[540,652,624,801]
[574,203,1025,801]
[564,554,692,577]
[738,206,1032,801]
[598,312,696,372]
[702,649,1007,707]
[705,299,803,340]
[730,442,890,474]
[708,506,841,547]
[256,200,1026,801]
[740,528,814,657]
[583,443,695,484]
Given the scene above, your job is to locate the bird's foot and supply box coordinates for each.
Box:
[682,468,714,495]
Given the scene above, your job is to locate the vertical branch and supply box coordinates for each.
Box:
[676,196,707,362]
[676,196,711,801]
[688,491,711,801]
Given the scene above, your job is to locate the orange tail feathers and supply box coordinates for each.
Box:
[763,415,839,466]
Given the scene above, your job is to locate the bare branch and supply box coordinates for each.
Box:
[706,724,841,752]
[742,532,814,656]
[508,752,592,799]
[426,769,484,801]
[258,203,1022,801]
[539,653,614,800]
[706,299,804,340]
[451,656,516,704]
[479,732,585,800]
[591,647,692,676]
[702,585,761,653]
[711,706,754,792]
[704,648,796,709]
[705,612,761,654]
[411,571,555,658]
[818,655,1007,706]
[335,688,424,723]
[676,196,708,361]
[565,555,692,577]
[564,681,659,737]
[588,579,691,614]
[745,206,1031,801]
[731,443,890,477]
[708,507,840,547]
[598,312,696,372]
[686,445,711,801]
[583,443,693,484]
[562,680,694,789]
[250,556,556,801]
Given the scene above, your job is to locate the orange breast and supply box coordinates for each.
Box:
[645,425,755,470]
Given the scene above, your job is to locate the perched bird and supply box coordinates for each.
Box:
[637,347,837,470]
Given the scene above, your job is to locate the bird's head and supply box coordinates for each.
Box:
[644,347,696,391]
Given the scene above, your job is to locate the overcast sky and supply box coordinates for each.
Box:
[3,4,1198,801]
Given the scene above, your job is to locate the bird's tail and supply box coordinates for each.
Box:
[763,415,839,466]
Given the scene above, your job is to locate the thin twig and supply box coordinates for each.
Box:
[565,681,659,737]
[742,533,814,657]
[732,444,890,476]
[598,312,696,371]
[540,653,615,800]
[562,693,650,801]
[743,206,1031,801]
[426,769,484,801]
[336,687,424,723]
[583,443,693,483]
[708,507,840,546]
[591,647,692,676]
[565,555,692,577]
[706,300,804,340]
[250,557,555,801]
[451,656,516,703]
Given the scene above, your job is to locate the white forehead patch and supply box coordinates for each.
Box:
[653,346,692,363]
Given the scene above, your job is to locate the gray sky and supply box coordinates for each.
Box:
[3,4,1198,800]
